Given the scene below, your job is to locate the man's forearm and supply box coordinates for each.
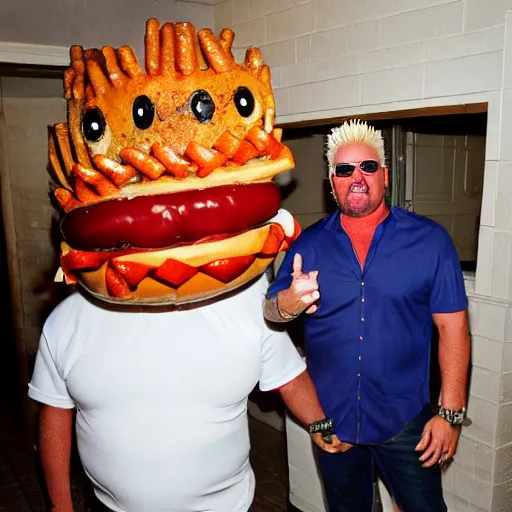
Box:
[39,405,74,511]
[278,369,326,426]
[437,312,471,409]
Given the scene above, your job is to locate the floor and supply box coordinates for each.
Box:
[0,395,297,512]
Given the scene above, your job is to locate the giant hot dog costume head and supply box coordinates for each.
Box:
[50,18,299,305]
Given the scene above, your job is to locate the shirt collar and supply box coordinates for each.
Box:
[324,205,398,232]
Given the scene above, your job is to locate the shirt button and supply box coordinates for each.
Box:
[357,373,361,378]
[360,336,363,341]
[358,356,362,361]
[361,298,365,303]
[358,395,361,400]
[361,282,365,286]
[361,317,365,322]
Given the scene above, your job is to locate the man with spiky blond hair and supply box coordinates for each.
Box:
[264,119,470,511]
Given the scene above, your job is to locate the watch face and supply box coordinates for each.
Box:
[439,406,466,425]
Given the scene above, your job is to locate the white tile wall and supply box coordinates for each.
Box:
[362,64,424,104]
[444,489,471,511]
[390,42,424,67]
[251,0,311,20]
[484,91,502,161]
[233,0,250,25]
[281,63,309,87]
[469,476,494,510]
[346,20,382,54]
[466,394,499,446]
[502,372,512,402]
[480,161,498,227]
[316,0,366,31]
[464,0,512,32]
[503,344,512,372]
[266,2,316,43]
[359,49,392,74]
[424,26,504,62]
[230,17,266,47]
[505,308,512,342]
[380,2,463,47]
[494,443,512,484]
[498,89,512,162]
[273,87,290,115]
[491,232,511,299]
[472,335,504,373]
[503,15,512,89]
[310,32,330,62]
[496,402,512,445]
[471,366,502,404]
[287,75,361,114]
[475,226,494,296]
[492,479,512,511]
[328,27,345,57]
[495,162,512,231]
[474,441,496,482]
[424,51,503,98]
[450,435,493,489]
[474,301,508,340]
[365,0,461,20]
[281,38,297,65]
[213,0,234,28]
[329,54,361,78]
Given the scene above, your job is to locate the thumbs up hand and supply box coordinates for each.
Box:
[277,253,320,318]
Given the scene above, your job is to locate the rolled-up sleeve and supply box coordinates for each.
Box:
[28,333,75,409]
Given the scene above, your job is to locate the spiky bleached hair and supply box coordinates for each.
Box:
[326,119,385,174]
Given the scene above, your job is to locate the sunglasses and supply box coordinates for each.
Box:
[333,160,380,177]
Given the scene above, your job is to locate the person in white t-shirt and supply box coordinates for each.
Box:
[29,275,350,512]
[28,17,354,511]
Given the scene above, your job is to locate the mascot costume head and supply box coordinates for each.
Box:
[50,18,300,305]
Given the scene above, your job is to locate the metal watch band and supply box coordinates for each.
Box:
[438,405,466,425]
[308,418,334,435]
[308,418,335,444]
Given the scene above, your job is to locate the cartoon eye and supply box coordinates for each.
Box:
[132,95,155,130]
[190,90,215,123]
[234,87,255,118]
[82,107,106,142]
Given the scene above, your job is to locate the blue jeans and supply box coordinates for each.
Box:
[318,405,447,512]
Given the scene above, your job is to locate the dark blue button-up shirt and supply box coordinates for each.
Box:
[268,207,467,444]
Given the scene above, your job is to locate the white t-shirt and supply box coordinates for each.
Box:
[29,276,305,512]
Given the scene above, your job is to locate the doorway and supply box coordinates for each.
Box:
[279,110,487,274]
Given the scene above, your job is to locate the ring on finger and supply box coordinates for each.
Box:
[439,453,453,465]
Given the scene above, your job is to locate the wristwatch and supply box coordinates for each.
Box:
[438,405,466,426]
[308,418,334,443]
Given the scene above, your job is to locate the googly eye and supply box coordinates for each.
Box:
[190,90,215,123]
[234,87,255,118]
[82,107,106,142]
[132,95,155,130]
